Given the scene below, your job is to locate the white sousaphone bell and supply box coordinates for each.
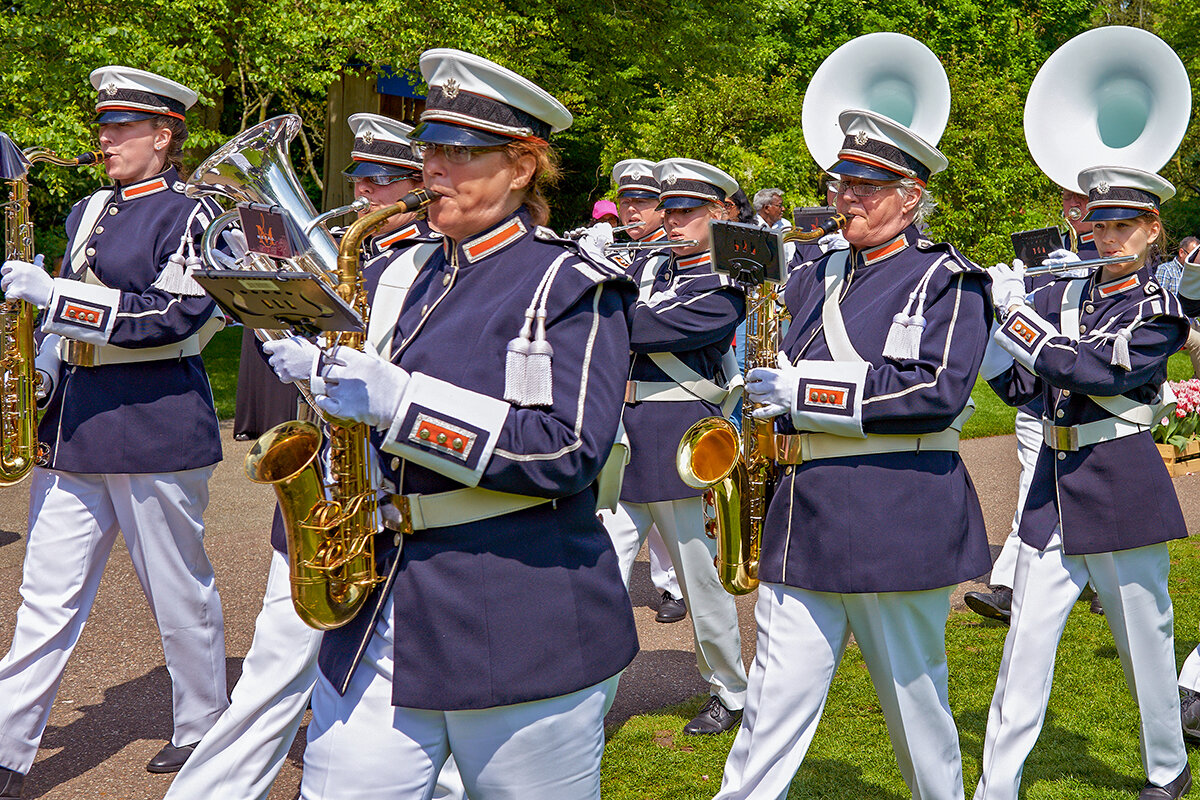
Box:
[801,32,952,170]
[1025,25,1191,193]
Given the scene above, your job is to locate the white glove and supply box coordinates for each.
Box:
[575,222,616,265]
[746,352,801,419]
[314,345,410,429]
[2,256,53,309]
[222,228,248,260]
[261,336,320,385]
[988,260,1027,315]
[817,231,849,252]
[1041,247,1088,278]
[33,333,62,401]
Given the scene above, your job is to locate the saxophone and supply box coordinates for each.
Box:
[676,214,847,594]
[0,134,103,486]
[244,189,436,630]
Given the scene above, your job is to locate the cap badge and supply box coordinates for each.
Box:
[443,78,460,99]
[104,82,118,97]
[854,130,869,146]
[664,173,677,185]
[1097,181,1110,195]
[362,130,375,145]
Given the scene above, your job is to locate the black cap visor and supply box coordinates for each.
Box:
[94,109,159,124]
[410,121,510,148]
[829,158,905,183]
[618,188,660,200]
[657,195,711,210]
[1083,206,1152,222]
[343,160,420,179]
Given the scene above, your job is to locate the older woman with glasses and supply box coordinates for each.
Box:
[715,108,992,800]
[266,49,639,800]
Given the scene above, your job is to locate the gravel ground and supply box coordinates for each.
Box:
[0,424,1197,799]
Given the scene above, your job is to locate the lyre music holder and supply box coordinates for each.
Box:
[709,220,787,287]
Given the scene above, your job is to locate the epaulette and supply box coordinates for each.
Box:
[172,180,188,194]
[915,239,985,274]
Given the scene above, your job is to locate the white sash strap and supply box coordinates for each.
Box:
[770,401,973,465]
[1057,277,1173,425]
[367,242,438,360]
[820,249,866,363]
[645,351,742,415]
[67,189,114,278]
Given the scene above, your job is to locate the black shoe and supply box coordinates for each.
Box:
[1139,764,1191,799]
[1090,594,1105,615]
[683,696,742,735]
[655,591,687,623]
[964,586,1012,623]
[0,767,22,800]
[1182,690,1200,742]
[146,741,198,774]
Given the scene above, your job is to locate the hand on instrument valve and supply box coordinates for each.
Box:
[746,352,801,420]
[1041,248,1088,278]
[574,222,614,264]
[210,229,250,269]
[262,336,321,385]
[987,260,1027,318]
[313,345,410,429]
[1,255,52,309]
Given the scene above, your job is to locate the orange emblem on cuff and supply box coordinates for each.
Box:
[411,415,473,461]
[1007,316,1040,347]
[804,383,848,410]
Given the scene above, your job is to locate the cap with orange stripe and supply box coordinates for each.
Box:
[90,66,197,125]
[1079,166,1175,222]
[830,110,948,186]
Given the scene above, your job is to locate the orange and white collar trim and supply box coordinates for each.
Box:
[120,177,170,201]
[375,223,421,250]
[1096,272,1140,298]
[676,251,712,270]
[1078,231,1094,246]
[860,234,908,266]
[461,216,527,263]
[643,227,668,242]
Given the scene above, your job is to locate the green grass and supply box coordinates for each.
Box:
[203,325,242,420]
[602,535,1200,799]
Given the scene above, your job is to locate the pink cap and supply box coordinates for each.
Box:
[591,199,618,220]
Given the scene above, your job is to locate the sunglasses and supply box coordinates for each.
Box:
[411,142,507,164]
[344,174,417,186]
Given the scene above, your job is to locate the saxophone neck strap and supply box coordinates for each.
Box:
[67,189,115,280]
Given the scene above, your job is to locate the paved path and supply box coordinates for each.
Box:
[0,426,1197,798]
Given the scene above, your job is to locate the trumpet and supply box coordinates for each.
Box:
[1024,254,1135,277]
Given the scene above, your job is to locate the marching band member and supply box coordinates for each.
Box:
[610,158,686,623]
[162,112,437,800]
[270,49,638,799]
[603,157,750,735]
[965,187,1100,623]
[1176,240,1200,744]
[0,67,229,795]
[976,166,1191,800]
[718,109,992,799]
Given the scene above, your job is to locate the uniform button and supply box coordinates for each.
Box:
[436,432,448,445]
[1079,324,1086,334]
[1062,390,1070,397]
[442,274,451,286]
[419,429,431,440]
[421,304,429,314]
[390,457,400,470]
[452,437,464,451]
[784,466,793,475]
[1084,303,1094,313]
[1057,452,1066,461]
[1056,409,1064,419]
[107,206,118,216]
[85,247,96,257]
[94,226,104,234]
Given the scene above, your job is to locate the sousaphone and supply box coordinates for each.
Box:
[1025,25,1191,193]
[802,32,951,169]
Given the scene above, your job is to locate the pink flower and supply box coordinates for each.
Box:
[1177,408,1187,418]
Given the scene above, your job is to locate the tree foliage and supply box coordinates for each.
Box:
[0,0,1196,263]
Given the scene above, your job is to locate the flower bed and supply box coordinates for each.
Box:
[1155,379,1200,477]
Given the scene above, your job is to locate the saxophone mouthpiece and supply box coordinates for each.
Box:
[401,188,440,213]
[74,151,105,166]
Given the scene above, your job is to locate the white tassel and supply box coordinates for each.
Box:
[899,313,926,360]
[504,311,535,404]
[524,310,554,407]
[882,312,911,361]
[152,253,205,296]
[1111,328,1132,370]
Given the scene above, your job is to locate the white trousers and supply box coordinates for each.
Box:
[716,583,963,800]
[165,549,321,800]
[604,499,748,708]
[974,532,1187,800]
[989,411,1041,589]
[646,526,681,599]
[300,597,616,800]
[0,467,227,773]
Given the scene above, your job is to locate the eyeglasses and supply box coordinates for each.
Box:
[411,142,507,164]
[344,174,415,186]
[828,179,903,199]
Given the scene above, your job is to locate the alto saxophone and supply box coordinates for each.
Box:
[0,134,103,485]
[677,214,847,594]
[245,189,437,630]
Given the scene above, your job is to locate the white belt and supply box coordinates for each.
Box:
[772,428,961,464]
[1042,417,1147,452]
[624,380,703,403]
[63,333,204,367]
[383,486,550,532]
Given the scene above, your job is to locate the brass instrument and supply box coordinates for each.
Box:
[604,238,698,252]
[0,134,103,486]
[677,214,847,594]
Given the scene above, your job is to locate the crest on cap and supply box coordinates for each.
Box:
[89,66,198,123]
[443,78,460,99]
[346,113,422,174]
[653,158,739,210]
[612,158,661,197]
[1078,165,1175,221]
